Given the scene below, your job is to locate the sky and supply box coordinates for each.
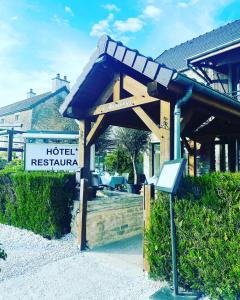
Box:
[1,0,240,107]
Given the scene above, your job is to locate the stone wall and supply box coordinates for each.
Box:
[0,109,32,131]
[31,90,78,131]
[71,190,143,248]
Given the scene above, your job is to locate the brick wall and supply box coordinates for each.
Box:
[71,190,143,248]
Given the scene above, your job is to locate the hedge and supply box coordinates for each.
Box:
[0,171,75,238]
[145,173,240,300]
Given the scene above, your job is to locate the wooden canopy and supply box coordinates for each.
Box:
[60,35,240,178]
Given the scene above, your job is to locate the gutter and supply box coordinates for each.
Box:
[174,86,193,159]
[172,73,240,112]
[187,38,240,64]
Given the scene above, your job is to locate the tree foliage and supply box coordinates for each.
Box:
[104,146,134,183]
[95,126,115,156]
[114,128,150,184]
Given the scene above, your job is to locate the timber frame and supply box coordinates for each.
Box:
[60,35,240,248]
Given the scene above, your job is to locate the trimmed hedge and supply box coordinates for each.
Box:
[0,171,75,238]
[145,173,240,300]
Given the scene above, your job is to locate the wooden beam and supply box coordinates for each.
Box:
[86,114,106,146]
[123,75,148,96]
[159,100,170,166]
[133,106,162,140]
[88,95,160,117]
[113,73,121,102]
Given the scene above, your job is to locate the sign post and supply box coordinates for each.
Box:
[151,159,197,299]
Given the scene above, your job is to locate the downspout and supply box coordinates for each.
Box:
[174,86,193,159]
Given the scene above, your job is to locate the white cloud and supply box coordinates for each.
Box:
[0,21,22,56]
[0,15,92,106]
[90,13,114,37]
[114,17,144,33]
[143,5,162,20]
[65,6,74,16]
[53,14,69,26]
[102,4,120,12]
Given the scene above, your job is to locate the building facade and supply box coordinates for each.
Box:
[0,74,78,158]
[144,19,240,178]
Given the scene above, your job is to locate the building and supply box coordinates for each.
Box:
[145,19,240,178]
[59,22,240,251]
[0,74,78,158]
[60,20,240,185]
[0,74,78,132]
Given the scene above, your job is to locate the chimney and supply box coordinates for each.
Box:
[27,88,36,99]
[51,73,70,92]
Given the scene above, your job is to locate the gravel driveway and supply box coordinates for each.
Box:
[0,224,163,300]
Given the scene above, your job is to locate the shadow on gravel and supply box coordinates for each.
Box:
[90,234,143,256]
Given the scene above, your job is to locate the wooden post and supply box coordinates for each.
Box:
[8,129,14,162]
[189,140,197,176]
[79,120,91,180]
[77,120,91,250]
[77,179,88,250]
[160,100,170,166]
[210,141,215,172]
[220,143,226,171]
[143,184,154,273]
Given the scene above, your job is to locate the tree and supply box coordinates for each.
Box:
[114,128,150,184]
[95,126,114,156]
[104,146,134,182]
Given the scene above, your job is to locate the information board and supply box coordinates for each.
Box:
[156,159,186,194]
[25,143,79,171]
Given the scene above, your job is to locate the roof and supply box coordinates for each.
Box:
[60,35,240,120]
[155,19,240,71]
[0,86,69,117]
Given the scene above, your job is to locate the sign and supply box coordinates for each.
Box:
[155,158,188,298]
[25,143,79,171]
[156,159,186,194]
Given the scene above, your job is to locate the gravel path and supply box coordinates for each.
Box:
[0,224,163,300]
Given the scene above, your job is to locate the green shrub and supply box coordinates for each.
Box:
[0,171,75,238]
[145,173,240,300]
[4,159,24,172]
[0,157,7,170]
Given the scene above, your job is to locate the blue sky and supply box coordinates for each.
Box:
[1,0,240,106]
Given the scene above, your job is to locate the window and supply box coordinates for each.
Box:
[15,115,19,121]
[0,118,4,124]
